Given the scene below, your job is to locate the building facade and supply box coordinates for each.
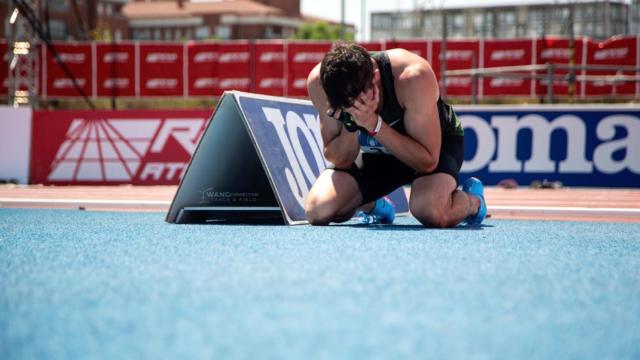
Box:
[371,0,634,40]
[1,0,306,41]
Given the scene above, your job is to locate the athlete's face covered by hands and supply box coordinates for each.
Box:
[344,74,380,133]
[325,67,380,133]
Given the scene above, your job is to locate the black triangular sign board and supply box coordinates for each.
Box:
[166,91,409,225]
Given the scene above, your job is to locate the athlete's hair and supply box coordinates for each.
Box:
[320,42,374,109]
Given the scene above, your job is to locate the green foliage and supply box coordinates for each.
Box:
[293,21,355,41]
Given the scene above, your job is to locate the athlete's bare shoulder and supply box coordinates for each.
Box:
[386,48,432,82]
[385,49,438,106]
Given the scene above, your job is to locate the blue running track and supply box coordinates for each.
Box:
[1,209,639,359]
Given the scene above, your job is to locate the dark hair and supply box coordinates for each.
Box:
[320,42,373,109]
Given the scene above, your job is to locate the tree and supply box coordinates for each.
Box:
[293,21,354,41]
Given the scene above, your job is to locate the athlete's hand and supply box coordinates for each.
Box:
[346,85,380,133]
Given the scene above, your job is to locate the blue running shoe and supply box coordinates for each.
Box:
[357,196,396,225]
[462,177,487,225]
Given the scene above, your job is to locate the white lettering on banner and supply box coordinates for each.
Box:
[259,78,285,88]
[104,78,129,89]
[218,52,249,63]
[260,52,285,62]
[594,48,629,61]
[150,119,204,154]
[461,113,640,174]
[219,78,250,88]
[104,52,129,63]
[446,50,473,61]
[490,115,592,173]
[262,107,326,208]
[445,77,471,86]
[490,78,524,87]
[194,78,218,88]
[593,115,640,174]
[53,78,86,89]
[541,48,570,59]
[460,116,496,172]
[193,52,218,63]
[47,118,206,182]
[490,49,525,61]
[58,53,86,63]
[146,53,178,63]
[293,52,325,63]
[293,78,307,89]
[146,78,178,89]
[140,162,187,181]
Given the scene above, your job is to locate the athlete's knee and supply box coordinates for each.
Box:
[304,198,334,225]
[410,203,448,228]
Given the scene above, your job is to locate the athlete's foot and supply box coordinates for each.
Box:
[357,196,396,224]
[462,177,487,225]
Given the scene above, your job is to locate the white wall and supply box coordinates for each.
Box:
[0,107,32,184]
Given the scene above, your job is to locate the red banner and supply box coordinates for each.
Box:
[31,110,212,185]
[139,43,184,96]
[359,41,384,53]
[483,39,533,96]
[254,41,285,96]
[216,41,252,94]
[44,43,93,97]
[386,40,428,60]
[96,43,135,97]
[584,36,637,96]
[535,37,585,97]
[187,42,219,96]
[432,40,479,96]
[287,42,331,97]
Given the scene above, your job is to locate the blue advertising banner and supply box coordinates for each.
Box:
[457,106,640,187]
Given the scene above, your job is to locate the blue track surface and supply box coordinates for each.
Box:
[1,208,639,359]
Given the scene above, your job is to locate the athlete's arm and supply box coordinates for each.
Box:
[348,51,441,173]
[307,64,360,168]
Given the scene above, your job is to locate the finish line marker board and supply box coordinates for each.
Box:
[166,91,409,225]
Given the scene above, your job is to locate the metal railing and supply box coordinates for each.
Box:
[444,64,640,104]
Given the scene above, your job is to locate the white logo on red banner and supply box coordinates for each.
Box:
[491,49,525,61]
[260,52,285,62]
[104,52,129,63]
[594,48,628,61]
[58,53,86,63]
[47,118,205,182]
[193,52,218,63]
[146,78,178,89]
[259,78,285,88]
[541,48,570,59]
[293,52,325,63]
[104,78,130,89]
[446,50,473,61]
[218,52,249,63]
[146,53,178,63]
[53,78,86,89]
[194,78,218,88]
[219,78,250,88]
[293,78,307,89]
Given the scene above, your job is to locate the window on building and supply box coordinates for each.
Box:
[216,25,231,39]
[48,19,67,40]
[195,26,210,39]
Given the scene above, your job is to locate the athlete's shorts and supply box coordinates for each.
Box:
[332,135,464,205]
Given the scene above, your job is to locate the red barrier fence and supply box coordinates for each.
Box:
[2,36,638,100]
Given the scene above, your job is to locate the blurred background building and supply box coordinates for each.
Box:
[372,0,637,40]
[0,0,356,41]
